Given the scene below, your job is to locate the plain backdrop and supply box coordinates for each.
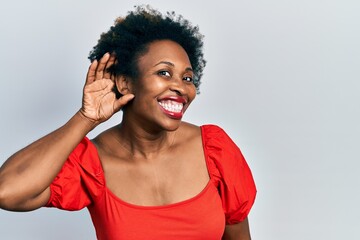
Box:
[1,0,359,239]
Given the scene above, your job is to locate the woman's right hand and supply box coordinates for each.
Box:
[0,53,135,211]
[79,53,134,126]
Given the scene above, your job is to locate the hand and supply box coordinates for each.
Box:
[79,53,134,125]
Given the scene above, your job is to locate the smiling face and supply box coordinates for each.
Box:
[122,40,197,132]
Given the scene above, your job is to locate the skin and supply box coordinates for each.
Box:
[222,218,251,240]
[0,40,251,239]
[0,53,134,211]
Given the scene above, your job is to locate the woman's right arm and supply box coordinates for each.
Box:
[0,112,97,211]
[0,53,134,211]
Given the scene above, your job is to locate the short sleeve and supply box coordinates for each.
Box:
[45,137,105,211]
[201,125,257,224]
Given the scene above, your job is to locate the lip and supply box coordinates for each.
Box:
[157,95,188,119]
[158,95,188,104]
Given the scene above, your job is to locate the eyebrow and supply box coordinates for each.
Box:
[154,61,193,72]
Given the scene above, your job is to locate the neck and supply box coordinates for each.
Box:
[113,117,176,160]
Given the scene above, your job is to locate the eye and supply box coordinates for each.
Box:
[158,70,171,77]
[183,76,193,82]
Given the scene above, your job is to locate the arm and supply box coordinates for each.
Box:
[0,53,134,211]
[0,112,94,211]
[222,217,252,240]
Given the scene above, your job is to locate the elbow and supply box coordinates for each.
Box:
[0,183,16,210]
[0,182,25,211]
[0,181,49,211]
[0,167,29,210]
[0,184,11,210]
[0,166,15,210]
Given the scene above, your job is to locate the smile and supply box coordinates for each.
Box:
[158,100,184,113]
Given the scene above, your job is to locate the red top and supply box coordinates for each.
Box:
[46,125,256,240]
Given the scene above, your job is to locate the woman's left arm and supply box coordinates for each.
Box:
[222,217,252,240]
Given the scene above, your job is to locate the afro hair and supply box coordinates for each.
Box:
[88,5,206,95]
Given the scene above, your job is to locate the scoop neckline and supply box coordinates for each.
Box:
[88,125,213,210]
[104,180,213,210]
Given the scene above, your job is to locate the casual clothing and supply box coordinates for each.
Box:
[46,124,256,239]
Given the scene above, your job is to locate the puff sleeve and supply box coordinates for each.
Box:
[45,137,105,211]
[201,125,257,224]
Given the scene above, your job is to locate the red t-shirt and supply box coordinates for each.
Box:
[46,125,256,239]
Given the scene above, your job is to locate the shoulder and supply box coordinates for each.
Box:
[179,121,200,131]
[71,137,97,158]
[91,126,119,155]
[178,122,226,134]
[200,124,226,135]
[199,124,236,146]
[178,123,235,146]
[167,122,202,149]
[200,124,245,171]
[65,137,102,174]
[177,121,201,138]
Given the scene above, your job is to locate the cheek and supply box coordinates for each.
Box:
[138,79,167,95]
[132,79,166,110]
[187,85,197,102]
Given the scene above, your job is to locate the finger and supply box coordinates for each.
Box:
[103,54,116,80]
[86,60,98,85]
[113,94,135,112]
[95,53,110,80]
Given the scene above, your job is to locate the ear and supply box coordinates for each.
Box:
[115,75,133,95]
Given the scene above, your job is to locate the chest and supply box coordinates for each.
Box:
[99,143,210,207]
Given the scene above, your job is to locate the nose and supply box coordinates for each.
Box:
[170,77,186,96]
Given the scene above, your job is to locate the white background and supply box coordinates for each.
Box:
[1,0,359,239]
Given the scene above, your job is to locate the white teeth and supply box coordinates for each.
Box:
[159,100,183,113]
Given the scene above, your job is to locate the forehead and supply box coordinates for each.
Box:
[138,40,192,68]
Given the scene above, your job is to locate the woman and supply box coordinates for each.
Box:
[0,6,256,240]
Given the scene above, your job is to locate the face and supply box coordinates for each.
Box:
[124,40,197,132]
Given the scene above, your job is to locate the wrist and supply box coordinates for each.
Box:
[74,110,100,131]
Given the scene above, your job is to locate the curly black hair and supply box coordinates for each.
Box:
[88,5,206,96]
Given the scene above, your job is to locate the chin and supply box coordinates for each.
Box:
[159,118,183,132]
